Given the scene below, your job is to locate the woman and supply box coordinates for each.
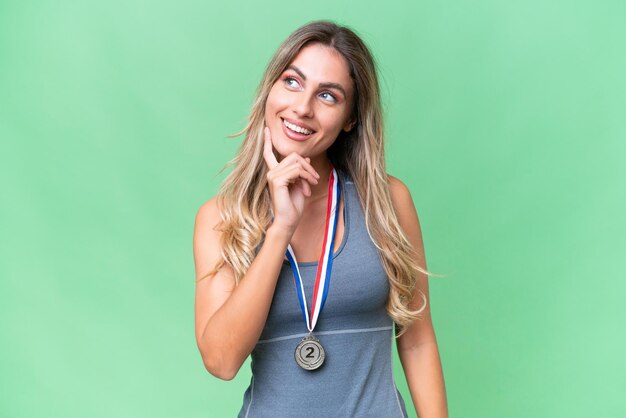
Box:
[193,20,448,417]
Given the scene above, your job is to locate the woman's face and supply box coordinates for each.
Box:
[264,43,355,160]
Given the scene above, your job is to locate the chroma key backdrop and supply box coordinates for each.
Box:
[1,0,624,417]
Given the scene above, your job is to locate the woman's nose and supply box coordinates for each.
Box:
[292,93,314,118]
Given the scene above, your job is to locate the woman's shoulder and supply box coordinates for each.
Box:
[193,195,236,281]
[386,174,417,220]
[345,171,412,206]
[194,196,222,239]
[387,174,412,200]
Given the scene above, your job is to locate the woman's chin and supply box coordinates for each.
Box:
[273,140,308,160]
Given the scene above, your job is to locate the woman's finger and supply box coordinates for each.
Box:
[263,127,279,169]
[301,178,311,197]
[280,163,319,187]
[303,157,320,180]
[280,153,320,181]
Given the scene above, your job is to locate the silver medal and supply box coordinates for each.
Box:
[294,335,325,370]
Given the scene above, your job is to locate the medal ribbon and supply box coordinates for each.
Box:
[285,166,341,333]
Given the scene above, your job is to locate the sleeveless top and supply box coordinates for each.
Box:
[238,170,409,418]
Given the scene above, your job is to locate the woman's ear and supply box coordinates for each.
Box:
[343,117,355,132]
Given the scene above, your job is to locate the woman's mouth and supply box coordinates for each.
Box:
[281,118,315,141]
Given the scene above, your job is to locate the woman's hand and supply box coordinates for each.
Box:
[263,126,320,233]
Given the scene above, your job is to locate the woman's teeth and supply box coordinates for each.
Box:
[283,119,313,135]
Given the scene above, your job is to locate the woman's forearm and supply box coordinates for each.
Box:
[399,340,449,418]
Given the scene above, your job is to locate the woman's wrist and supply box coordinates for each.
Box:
[267,222,295,243]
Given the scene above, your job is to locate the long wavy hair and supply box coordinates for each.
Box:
[200,20,432,336]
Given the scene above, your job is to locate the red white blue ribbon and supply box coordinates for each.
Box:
[285,167,341,333]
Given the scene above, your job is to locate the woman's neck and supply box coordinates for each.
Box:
[308,155,333,200]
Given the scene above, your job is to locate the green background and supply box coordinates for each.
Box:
[1,0,624,417]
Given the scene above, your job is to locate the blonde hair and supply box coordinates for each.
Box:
[201,20,433,336]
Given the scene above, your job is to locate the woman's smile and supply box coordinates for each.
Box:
[281,117,316,141]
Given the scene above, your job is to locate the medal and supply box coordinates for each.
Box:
[294,334,325,370]
[285,166,341,371]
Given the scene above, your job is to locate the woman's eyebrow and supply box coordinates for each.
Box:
[286,65,347,97]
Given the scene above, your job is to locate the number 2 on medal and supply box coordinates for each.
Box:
[305,347,315,359]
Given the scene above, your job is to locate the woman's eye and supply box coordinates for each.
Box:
[284,77,300,88]
[320,92,338,103]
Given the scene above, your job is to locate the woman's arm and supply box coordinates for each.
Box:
[193,198,293,380]
[194,129,319,381]
[389,175,449,418]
